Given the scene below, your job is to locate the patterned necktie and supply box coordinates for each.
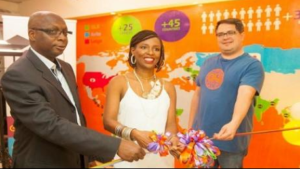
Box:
[51,65,60,82]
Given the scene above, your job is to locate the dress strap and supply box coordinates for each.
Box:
[160,79,165,90]
[123,74,130,88]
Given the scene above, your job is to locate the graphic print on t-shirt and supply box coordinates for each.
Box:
[205,68,224,90]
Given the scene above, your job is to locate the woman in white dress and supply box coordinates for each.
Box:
[103,30,179,168]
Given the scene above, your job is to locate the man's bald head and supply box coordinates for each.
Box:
[28,11,64,29]
[28,11,69,61]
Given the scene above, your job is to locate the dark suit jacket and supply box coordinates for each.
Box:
[1,49,120,168]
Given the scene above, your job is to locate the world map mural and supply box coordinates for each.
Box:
[77,0,300,167]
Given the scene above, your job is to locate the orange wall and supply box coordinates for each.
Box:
[77,0,300,167]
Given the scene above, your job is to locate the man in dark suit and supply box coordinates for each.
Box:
[0,11,145,168]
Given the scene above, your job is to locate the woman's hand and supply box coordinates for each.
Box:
[131,129,154,149]
[168,135,183,159]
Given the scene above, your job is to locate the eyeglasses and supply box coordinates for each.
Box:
[31,28,72,38]
[216,30,237,38]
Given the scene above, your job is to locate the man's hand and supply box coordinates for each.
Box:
[117,139,146,162]
[213,122,238,140]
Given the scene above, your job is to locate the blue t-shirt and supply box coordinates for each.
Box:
[192,53,264,153]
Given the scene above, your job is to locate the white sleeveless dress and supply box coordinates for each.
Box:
[113,76,174,168]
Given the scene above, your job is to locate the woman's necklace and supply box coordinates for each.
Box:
[133,69,161,99]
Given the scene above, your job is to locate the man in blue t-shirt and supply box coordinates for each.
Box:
[189,18,264,168]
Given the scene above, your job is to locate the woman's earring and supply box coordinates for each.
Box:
[162,60,165,67]
[131,55,136,64]
[156,60,165,68]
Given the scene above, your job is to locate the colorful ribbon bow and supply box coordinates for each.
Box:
[147,131,172,156]
[177,129,220,168]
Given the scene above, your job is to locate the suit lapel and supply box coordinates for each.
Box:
[60,64,80,109]
[27,50,86,126]
[26,50,73,105]
[42,73,73,105]
[60,63,86,126]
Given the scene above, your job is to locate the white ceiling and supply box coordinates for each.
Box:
[0,0,29,3]
[1,0,234,19]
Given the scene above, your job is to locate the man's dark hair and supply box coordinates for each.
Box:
[215,18,244,33]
